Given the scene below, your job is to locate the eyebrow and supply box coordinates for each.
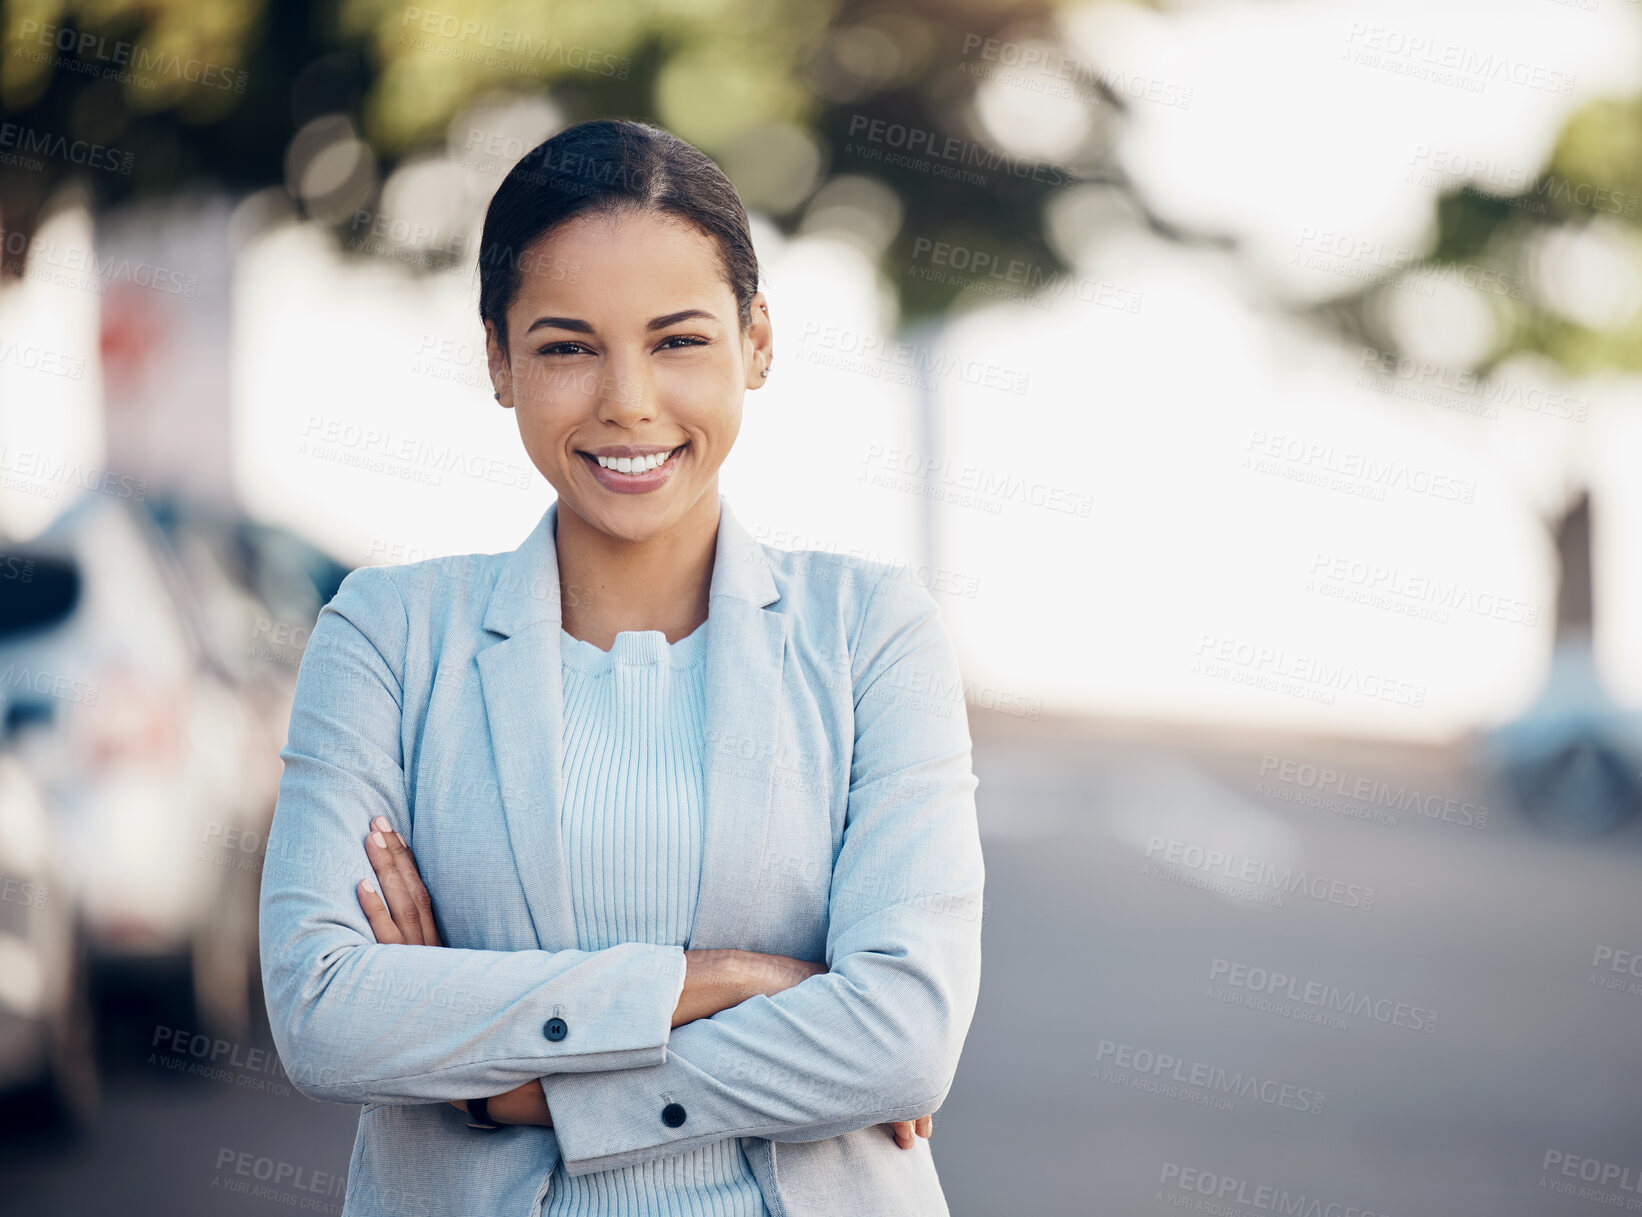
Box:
[523,308,720,336]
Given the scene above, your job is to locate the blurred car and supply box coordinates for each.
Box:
[1479,492,1642,837]
[1483,638,1642,837]
[0,490,336,1043]
[0,550,99,1132]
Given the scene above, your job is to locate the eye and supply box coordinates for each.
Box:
[536,341,593,357]
[657,334,709,351]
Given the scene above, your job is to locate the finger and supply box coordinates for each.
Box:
[366,826,427,945]
[915,1114,933,1138]
[356,879,404,945]
[378,819,442,947]
[891,1120,914,1149]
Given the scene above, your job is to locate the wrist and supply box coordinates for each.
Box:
[465,1094,502,1130]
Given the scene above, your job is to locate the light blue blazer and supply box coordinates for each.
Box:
[258,493,985,1217]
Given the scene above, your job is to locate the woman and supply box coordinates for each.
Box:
[259,118,985,1217]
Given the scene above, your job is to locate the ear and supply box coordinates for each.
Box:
[743,291,773,390]
[486,320,514,409]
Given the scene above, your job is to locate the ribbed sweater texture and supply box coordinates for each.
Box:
[543,621,769,1217]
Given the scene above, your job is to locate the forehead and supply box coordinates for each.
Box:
[507,209,732,320]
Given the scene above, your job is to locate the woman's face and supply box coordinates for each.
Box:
[487,208,771,543]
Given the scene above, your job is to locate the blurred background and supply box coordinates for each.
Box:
[1,0,1640,1213]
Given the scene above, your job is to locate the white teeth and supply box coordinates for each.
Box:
[596,447,679,473]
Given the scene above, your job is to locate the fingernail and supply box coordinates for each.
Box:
[395,832,407,848]
[362,880,376,894]
[372,816,389,831]
[371,831,386,848]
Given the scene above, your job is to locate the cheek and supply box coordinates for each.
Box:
[664,351,743,401]
[513,405,575,457]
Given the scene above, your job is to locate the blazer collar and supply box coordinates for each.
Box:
[472,491,789,952]
[481,492,778,638]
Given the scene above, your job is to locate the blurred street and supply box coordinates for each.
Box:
[2,710,1636,1217]
[5,2,1642,1209]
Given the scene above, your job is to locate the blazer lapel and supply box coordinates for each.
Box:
[692,502,787,949]
[474,493,786,953]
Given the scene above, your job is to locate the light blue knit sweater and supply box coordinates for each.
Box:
[544,620,769,1217]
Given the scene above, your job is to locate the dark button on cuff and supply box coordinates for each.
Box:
[660,1103,687,1128]
[544,1017,568,1042]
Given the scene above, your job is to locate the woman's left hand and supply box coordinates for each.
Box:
[885,1115,933,1149]
[357,816,441,946]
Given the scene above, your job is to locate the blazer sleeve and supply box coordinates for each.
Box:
[258,565,689,1107]
[538,567,985,1176]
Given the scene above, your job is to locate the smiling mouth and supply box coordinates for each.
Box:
[578,443,688,475]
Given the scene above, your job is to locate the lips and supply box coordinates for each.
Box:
[581,443,686,473]
[579,443,688,494]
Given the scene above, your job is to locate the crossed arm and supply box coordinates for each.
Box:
[354,821,933,1150]
[261,562,980,1174]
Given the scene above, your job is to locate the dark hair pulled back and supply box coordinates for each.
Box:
[478,119,759,351]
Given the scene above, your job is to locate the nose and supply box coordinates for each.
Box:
[597,348,654,427]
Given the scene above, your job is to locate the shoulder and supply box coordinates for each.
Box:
[317,549,514,679]
[327,549,510,626]
[753,542,946,669]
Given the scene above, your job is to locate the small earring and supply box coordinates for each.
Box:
[760,364,771,378]
[493,391,500,401]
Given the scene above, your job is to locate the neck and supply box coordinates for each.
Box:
[555,488,719,648]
